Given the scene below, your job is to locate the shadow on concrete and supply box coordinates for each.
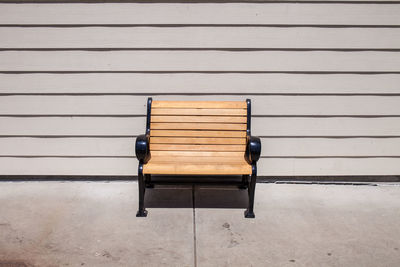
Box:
[144,183,248,209]
[194,186,248,209]
[145,185,193,208]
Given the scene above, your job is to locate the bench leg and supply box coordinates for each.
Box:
[145,174,154,188]
[239,175,248,189]
[136,163,148,217]
[244,165,257,218]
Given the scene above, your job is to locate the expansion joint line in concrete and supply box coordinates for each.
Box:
[192,185,197,267]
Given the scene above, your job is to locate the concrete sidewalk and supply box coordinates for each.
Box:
[0,181,399,267]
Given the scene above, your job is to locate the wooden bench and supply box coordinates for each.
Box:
[135,98,261,218]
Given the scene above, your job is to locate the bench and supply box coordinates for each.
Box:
[135,98,261,218]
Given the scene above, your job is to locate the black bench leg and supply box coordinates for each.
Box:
[145,174,154,188]
[136,163,148,217]
[239,175,248,189]
[244,164,257,218]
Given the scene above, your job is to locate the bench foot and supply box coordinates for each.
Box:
[244,209,255,218]
[136,209,148,217]
[145,183,154,189]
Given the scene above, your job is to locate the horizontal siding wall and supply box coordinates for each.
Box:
[1,2,400,177]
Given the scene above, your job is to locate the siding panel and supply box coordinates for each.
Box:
[1,157,400,176]
[1,137,400,157]
[2,27,400,49]
[1,117,400,136]
[1,73,399,95]
[1,95,400,116]
[1,4,400,25]
[1,51,400,71]
[0,2,399,177]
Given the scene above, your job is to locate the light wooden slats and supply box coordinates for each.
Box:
[1,73,400,95]
[152,101,246,109]
[1,4,400,25]
[150,130,246,138]
[3,117,400,136]
[150,151,245,158]
[143,162,252,175]
[151,108,247,116]
[2,157,400,176]
[150,144,246,152]
[3,137,400,157]
[150,116,246,123]
[150,137,246,145]
[3,27,400,49]
[149,156,246,163]
[2,51,400,72]
[4,95,400,116]
[150,122,247,131]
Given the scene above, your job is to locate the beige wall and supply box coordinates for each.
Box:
[0,2,400,176]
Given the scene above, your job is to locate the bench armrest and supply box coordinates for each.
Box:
[245,135,261,164]
[135,134,151,164]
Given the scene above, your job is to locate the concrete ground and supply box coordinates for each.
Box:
[0,181,399,267]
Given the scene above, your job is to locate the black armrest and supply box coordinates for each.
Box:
[245,135,261,164]
[135,134,151,164]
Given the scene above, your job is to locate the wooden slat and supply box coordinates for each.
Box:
[150,122,247,131]
[152,101,246,109]
[150,144,246,151]
[143,162,252,175]
[3,27,400,49]
[2,157,400,176]
[2,117,400,136]
[150,116,246,123]
[1,4,400,25]
[1,73,400,95]
[150,137,246,145]
[2,51,400,72]
[3,137,400,157]
[151,108,247,116]
[150,130,246,138]
[150,151,245,158]
[149,156,246,163]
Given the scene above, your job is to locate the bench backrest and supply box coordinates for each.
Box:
[146,98,251,158]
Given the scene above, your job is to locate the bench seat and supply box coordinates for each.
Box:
[143,156,252,175]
